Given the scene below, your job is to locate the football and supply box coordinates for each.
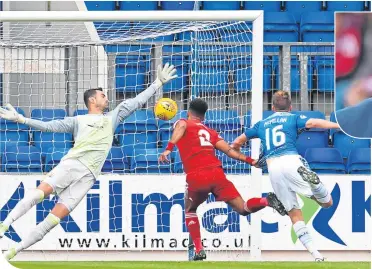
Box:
[154,98,178,121]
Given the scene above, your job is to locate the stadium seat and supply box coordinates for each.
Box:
[116,110,157,133]
[0,131,29,153]
[73,109,88,116]
[192,57,229,95]
[315,57,334,92]
[161,1,196,10]
[220,130,240,144]
[264,12,299,42]
[305,148,346,174]
[44,148,70,172]
[173,150,184,173]
[217,148,251,174]
[119,1,158,10]
[1,146,42,173]
[326,1,366,11]
[244,1,282,12]
[115,56,148,93]
[332,131,370,159]
[0,107,28,130]
[85,1,116,10]
[162,56,189,93]
[31,109,66,121]
[33,132,73,157]
[231,58,273,92]
[296,131,329,157]
[284,1,324,23]
[205,110,241,131]
[347,148,371,174]
[202,1,240,10]
[300,12,334,42]
[292,110,325,120]
[118,132,157,156]
[131,149,171,173]
[102,147,129,173]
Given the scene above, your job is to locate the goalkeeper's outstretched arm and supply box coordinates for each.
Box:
[0,104,76,133]
[110,63,177,130]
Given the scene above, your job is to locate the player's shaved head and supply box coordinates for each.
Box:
[273,90,291,111]
[84,87,103,108]
[189,98,208,118]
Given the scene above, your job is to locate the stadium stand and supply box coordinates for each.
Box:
[305,148,346,174]
[347,148,371,175]
[1,146,42,173]
[161,1,196,10]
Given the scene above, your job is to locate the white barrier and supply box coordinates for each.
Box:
[0,175,370,261]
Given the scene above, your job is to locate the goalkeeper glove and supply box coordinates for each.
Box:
[154,63,178,88]
[0,104,26,124]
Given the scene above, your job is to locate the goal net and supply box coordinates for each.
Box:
[0,11,264,262]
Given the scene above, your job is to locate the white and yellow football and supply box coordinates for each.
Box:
[154,98,178,121]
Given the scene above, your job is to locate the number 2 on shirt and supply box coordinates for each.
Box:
[265,124,286,150]
[198,129,213,146]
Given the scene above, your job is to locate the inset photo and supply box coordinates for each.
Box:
[335,12,372,138]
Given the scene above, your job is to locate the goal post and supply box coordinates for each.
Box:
[0,10,264,261]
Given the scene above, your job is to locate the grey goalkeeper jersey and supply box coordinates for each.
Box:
[24,84,158,178]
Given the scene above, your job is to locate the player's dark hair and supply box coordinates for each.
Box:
[84,87,103,108]
[189,98,208,117]
[273,90,291,111]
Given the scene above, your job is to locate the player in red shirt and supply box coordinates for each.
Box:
[159,98,286,261]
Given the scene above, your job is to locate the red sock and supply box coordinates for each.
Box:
[186,213,203,253]
[245,197,269,213]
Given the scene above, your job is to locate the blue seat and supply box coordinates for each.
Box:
[173,150,184,173]
[297,131,329,157]
[347,148,371,174]
[0,131,29,152]
[119,1,158,10]
[44,148,70,172]
[33,132,73,157]
[131,149,171,173]
[285,1,324,23]
[244,1,282,12]
[73,109,88,116]
[202,1,240,10]
[116,56,148,93]
[118,132,158,156]
[326,1,366,11]
[220,130,240,144]
[192,57,229,95]
[264,12,299,42]
[205,110,241,132]
[333,131,370,158]
[1,146,42,173]
[31,109,66,121]
[102,147,129,173]
[315,57,334,92]
[217,148,251,174]
[305,148,346,174]
[231,58,273,92]
[0,107,28,130]
[85,1,116,10]
[162,57,189,93]
[300,12,334,42]
[116,110,157,133]
[161,1,196,10]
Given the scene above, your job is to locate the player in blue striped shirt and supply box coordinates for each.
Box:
[232,90,340,261]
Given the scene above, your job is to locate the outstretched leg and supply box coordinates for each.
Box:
[0,182,54,239]
[4,203,69,261]
[288,208,324,262]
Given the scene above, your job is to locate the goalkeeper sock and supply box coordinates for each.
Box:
[15,213,60,253]
[293,221,323,260]
[244,197,268,213]
[311,182,331,204]
[3,189,45,229]
[186,213,203,253]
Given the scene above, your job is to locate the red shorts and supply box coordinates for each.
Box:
[185,166,241,207]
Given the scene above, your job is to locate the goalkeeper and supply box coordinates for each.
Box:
[0,64,177,261]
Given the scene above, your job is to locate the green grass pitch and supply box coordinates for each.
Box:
[11,262,371,269]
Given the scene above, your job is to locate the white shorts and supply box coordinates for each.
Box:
[43,159,95,212]
[267,155,313,212]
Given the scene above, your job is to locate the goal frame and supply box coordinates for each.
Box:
[0,10,264,261]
